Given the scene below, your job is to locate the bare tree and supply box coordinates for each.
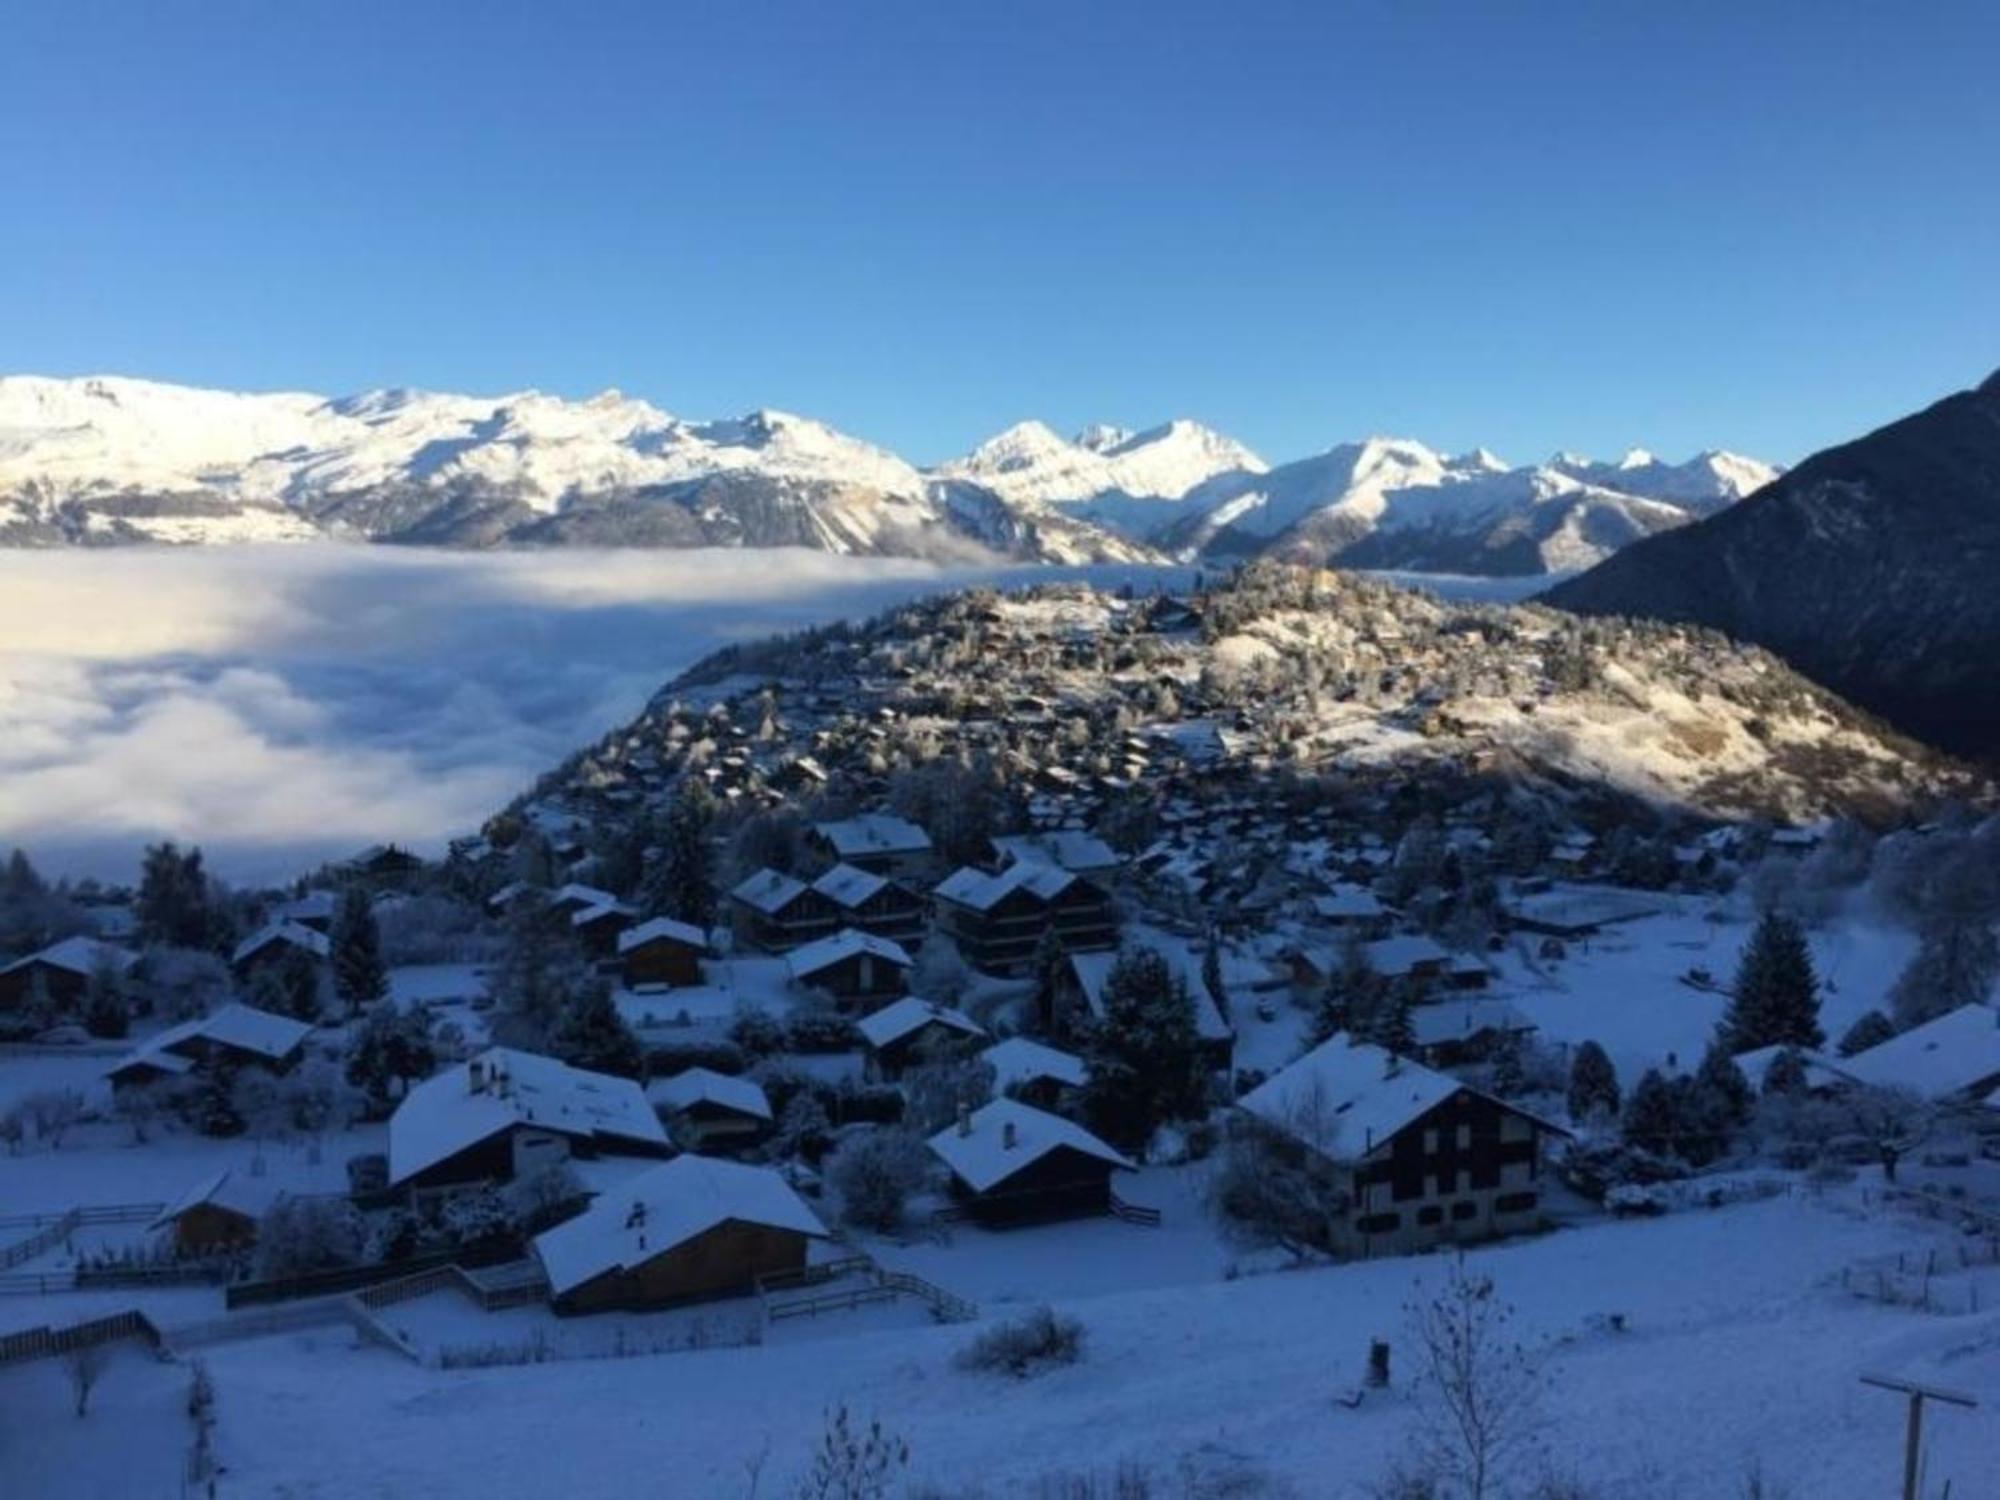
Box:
[1405,1258,1540,1500]
[65,1343,108,1417]
[795,1404,908,1500]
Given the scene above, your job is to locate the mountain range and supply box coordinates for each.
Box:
[1546,368,2000,760]
[0,375,1775,574]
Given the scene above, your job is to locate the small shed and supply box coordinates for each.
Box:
[148,1170,279,1255]
[649,1067,773,1149]
[980,1037,1088,1111]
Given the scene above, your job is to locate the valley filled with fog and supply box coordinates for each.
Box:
[0,547,1048,884]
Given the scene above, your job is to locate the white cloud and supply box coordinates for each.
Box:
[0,545,1020,885]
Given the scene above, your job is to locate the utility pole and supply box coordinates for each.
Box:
[1860,1371,1977,1500]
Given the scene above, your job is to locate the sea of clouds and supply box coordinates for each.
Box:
[0,546,1098,886]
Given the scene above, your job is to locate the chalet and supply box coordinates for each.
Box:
[1843,1004,2000,1102]
[533,1155,829,1313]
[570,901,639,960]
[549,883,620,919]
[1362,935,1452,986]
[270,890,338,933]
[0,936,137,1012]
[1237,1033,1568,1257]
[617,917,709,989]
[105,1004,314,1092]
[726,868,840,954]
[811,864,926,948]
[980,1037,1088,1111]
[1309,887,1391,934]
[927,1098,1135,1226]
[991,831,1125,887]
[1058,947,1233,1065]
[649,1068,773,1149]
[807,814,933,878]
[344,843,424,889]
[1503,887,1660,941]
[856,997,987,1082]
[148,1170,279,1255]
[786,928,912,1006]
[229,920,330,978]
[387,1047,670,1195]
[1409,998,1536,1068]
[933,862,1117,975]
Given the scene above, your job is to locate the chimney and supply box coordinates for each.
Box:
[1002,1120,1018,1151]
[957,1102,972,1138]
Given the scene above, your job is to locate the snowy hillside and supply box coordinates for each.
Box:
[0,375,1774,574]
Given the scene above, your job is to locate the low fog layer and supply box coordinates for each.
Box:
[0,547,1049,885]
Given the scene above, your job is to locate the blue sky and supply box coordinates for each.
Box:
[4,1,1996,466]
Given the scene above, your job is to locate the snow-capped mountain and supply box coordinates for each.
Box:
[0,374,1776,574]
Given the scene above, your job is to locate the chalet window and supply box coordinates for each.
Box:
[1450,1200,1478,1222]
[1456,1124,1471,1150]
[1357,1212,1400,1234]
[1423,1128,1438,1153]
[1495,1191,1538,1214]
[1417,1205,1443,1226]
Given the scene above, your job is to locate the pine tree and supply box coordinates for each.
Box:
[1311,937,1384,1046]
[81,959,130,1040]
[642,783,716,929]
[253,946,326,1022]
[1079,947,1208,1150]
[1566,1040,1621,1124]
[1621,1069,1680,1157]
[487,897,581,1052]
[1888,920,1999,1031]
[1029,927,1068,1031]
[1837,1009,1896,1057]
[1717,910,1822,1052]
[137,842,219,950]
[330,887,388,1017]
[344,1004,438,1115]
[548,976,644,1080]
[1695,1040,1753,1128]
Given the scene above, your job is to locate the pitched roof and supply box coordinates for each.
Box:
[108,1003,314,1082]
[811,863,892,910]
[550,883,619,911]
[1238,1032,1561,1162]
[981,1036,1088,1093]
[1362,934,1451,977]
[1408,998,1535,1050]
[729,867,810,916]
[1731,1043,1858,1094]
[0,935,136,981]
[532,1154,827,1297]
[229,920,330,967]
[273,890,339,925]
[569,900,638,930]
[1309,888,1385,921]
[388,1046,668,1187]
[648,1067,772,1122]
[934,861,1077,913]
[992,830,1123,876]
[855,996,986,1051]
[926,1098,1133,1193]
[786,927,911,981]
[1842,1004,2000,1100]
[617,916,710,955]
[1066,947,1232,1043]
[812,813,931,860]
[148,1169,282,1230]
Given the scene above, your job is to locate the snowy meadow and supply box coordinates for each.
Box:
[0,546,1153,884]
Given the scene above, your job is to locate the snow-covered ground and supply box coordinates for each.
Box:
[4,1188,1988,1498]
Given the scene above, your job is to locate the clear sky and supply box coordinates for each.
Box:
[4,1,1996,467]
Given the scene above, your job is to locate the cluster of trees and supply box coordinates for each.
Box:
[485,898,643,1079]
[1076,946,1210,1152]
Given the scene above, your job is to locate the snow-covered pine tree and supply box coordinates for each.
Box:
[1565,1040,1621,1125]
[1717,909,1822,1052]
[642,781,716,928]
[330,886,388,1017]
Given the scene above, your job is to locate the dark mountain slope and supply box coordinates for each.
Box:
[1544,370,2000,758]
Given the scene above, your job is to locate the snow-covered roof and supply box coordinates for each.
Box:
[1504,887,1661,932]
[786,927,911,982]
[981,1036,1088,1093]
[812,813,931,860]
[1842,1004,2000,1101]
[532,1154,827,1297]
[648,1067,772,1122]
[110,1003,314,1081]
[855,996,986,1051]
[1362,934,1451,977]
[1408,998,1535,1050]
[0,935,136,980]
[148,1169,282,1230]
[1066,947,1231,1043]
[550,882,618,911]
[934,861,1078,913]
[1239,1033,1560,1161]
[992,830,1123,876]
[273,890,338,925]
[926,1098,1133,1193]
[1731,1044,1858,1095]
[729,867,810,915]
[229,920,330,967]
[811,863,892,910]
[569,900,637,929]
[1310,888,1385,921]
[617,916,709,955]
[389,1046,668,1187]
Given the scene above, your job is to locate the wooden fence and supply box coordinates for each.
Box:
[224,1236,522,1308]
[1108,1188,1163,1228]
[0,1308,164,1367]
[760,1259,976,1325]
[0,1210,81,1271]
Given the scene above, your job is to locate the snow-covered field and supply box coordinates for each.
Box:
[0,547,1182,885]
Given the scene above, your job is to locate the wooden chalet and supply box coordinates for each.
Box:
[648,1067,773,1150]
[806,814,934,879]
[980,1037,1088,1112]
[229,920,330,980]
[927,1099,1136,1226]
[810,863,926,948]
[932,862,1117,976]
[0,937,136,1012]
[104,1004,314,1093]
[570,900,639,960]
[855,997,987,1082]
[617,917,709,989]
[785,928,912,1007]
[533,1155,828,1313]
[726,868,840,954]
[148,1170,278,1255]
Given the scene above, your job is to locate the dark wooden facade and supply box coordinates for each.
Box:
[947,1145,1120,1226]
[729,886,840,954]
[622,933,704,989]
[555,1219,811,1313]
